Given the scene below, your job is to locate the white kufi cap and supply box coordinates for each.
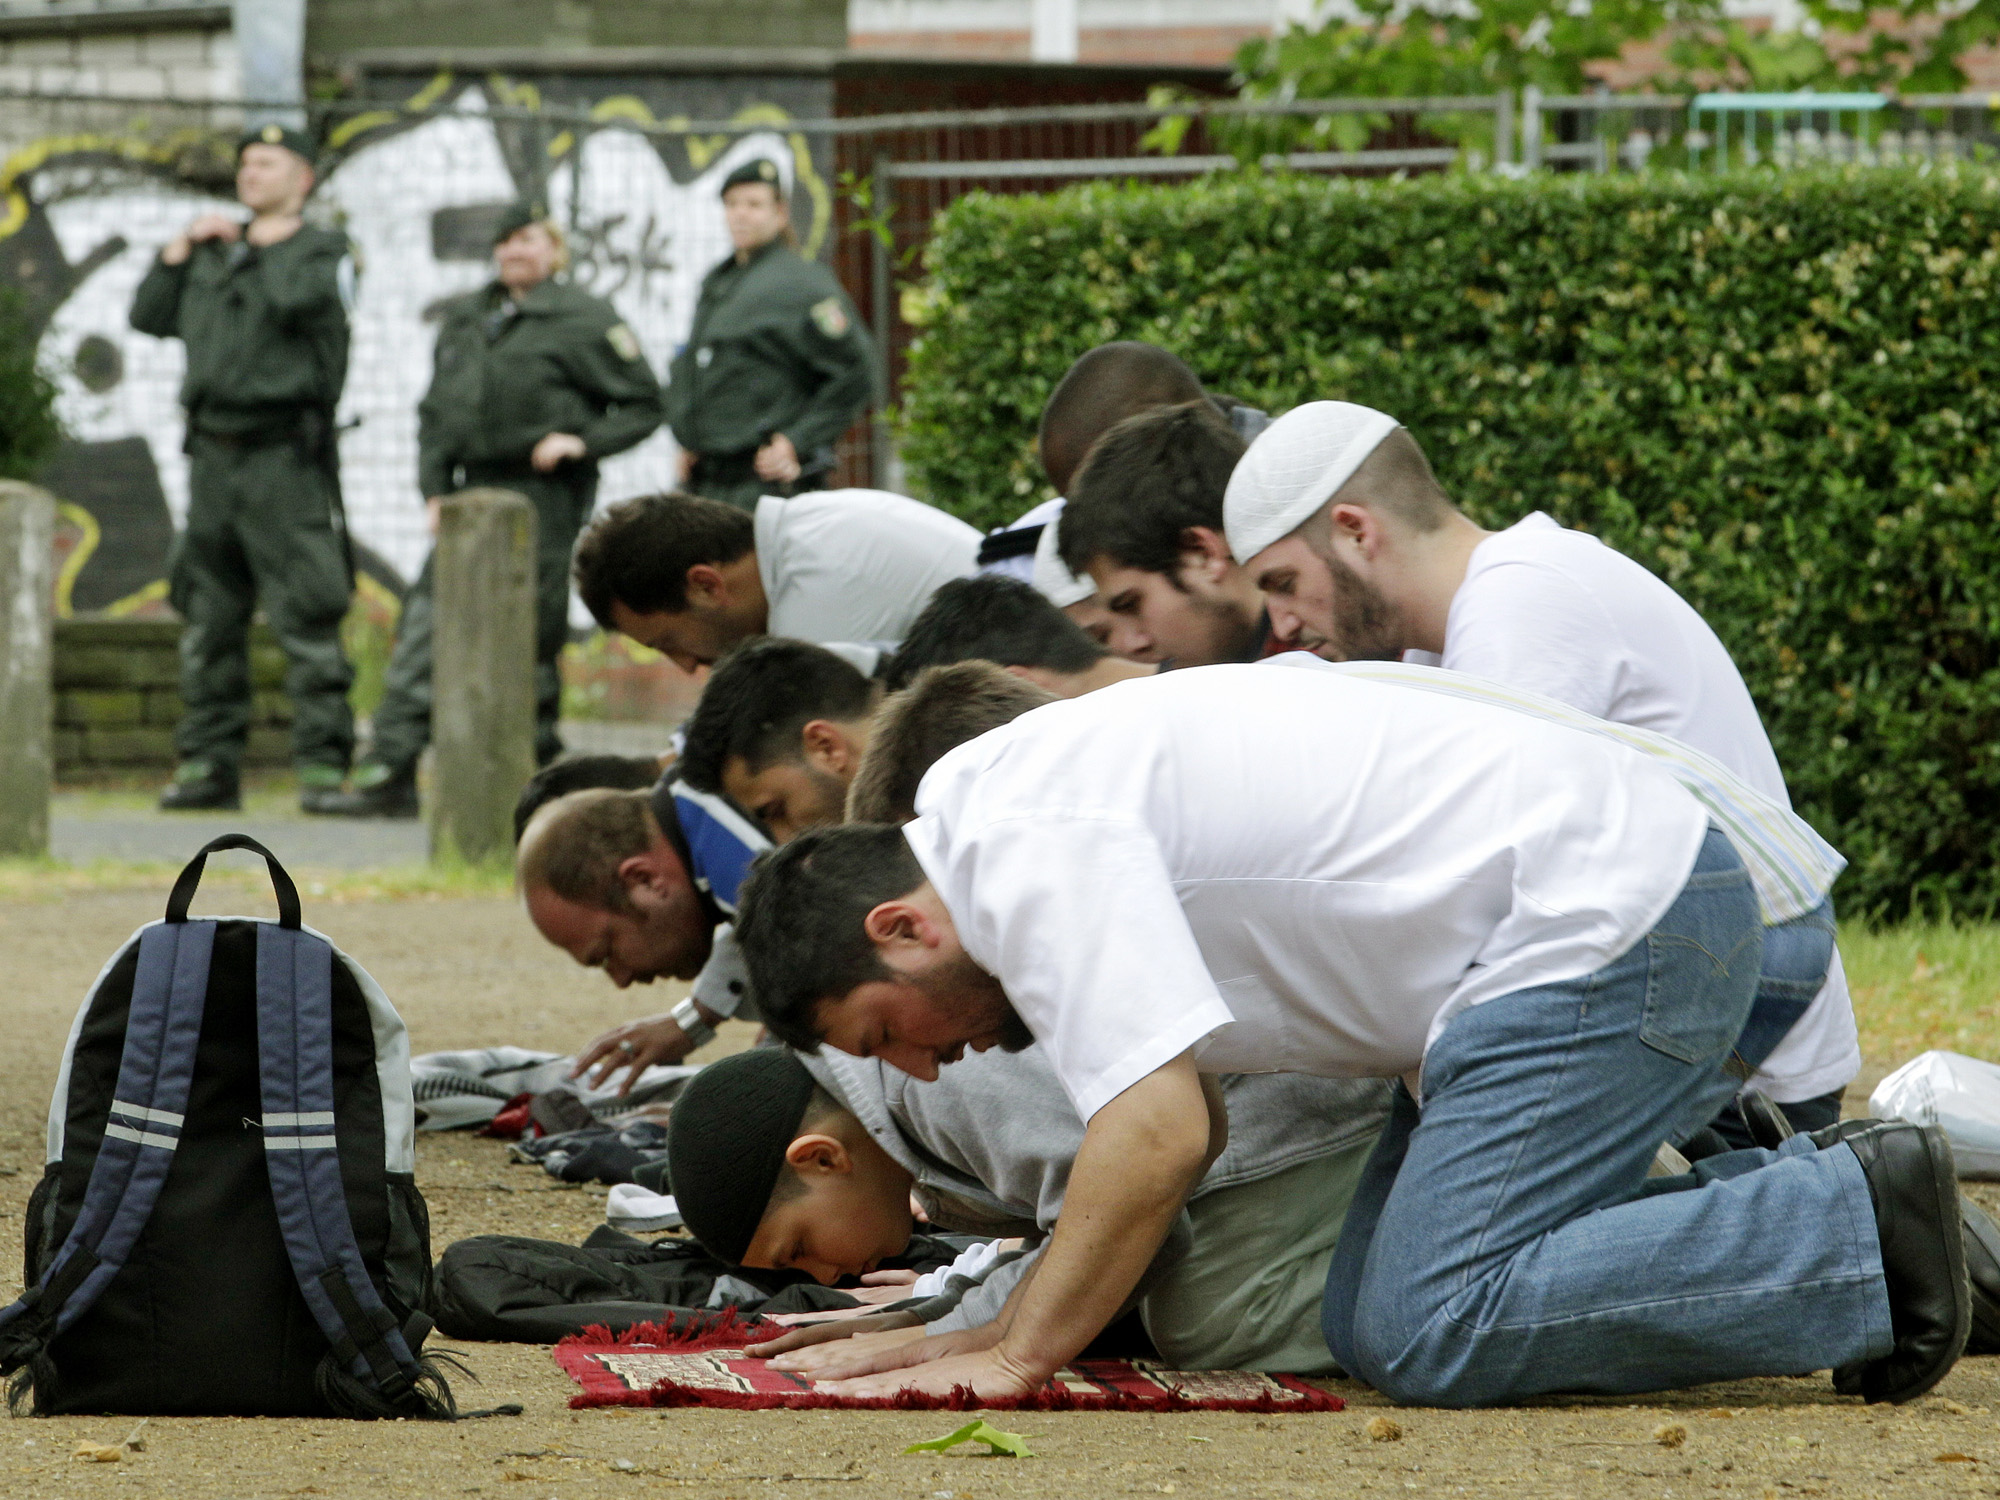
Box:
[1031,505,1096,608]
[1224,401,1401,564]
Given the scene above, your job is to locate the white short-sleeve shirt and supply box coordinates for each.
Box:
[1424,513,1786,798]
[904,665,1711,1122]
[755,490,982,668]
[1414,513,1856,1103]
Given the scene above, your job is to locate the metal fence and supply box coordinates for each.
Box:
[3,82,1992,615]
[1526,88,2000,175]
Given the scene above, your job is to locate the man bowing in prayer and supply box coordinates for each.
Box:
[729,664,1967,1409]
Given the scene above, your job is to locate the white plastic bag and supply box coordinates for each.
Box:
[1869,1051,2000,1179]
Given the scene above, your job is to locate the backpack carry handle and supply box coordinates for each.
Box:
[166,834,303,930]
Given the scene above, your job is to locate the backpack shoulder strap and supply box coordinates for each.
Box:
[255,919,454,1419]
[0,918,216,1386]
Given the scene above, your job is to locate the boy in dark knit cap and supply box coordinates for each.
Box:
[667,1049,918,1285]
[668,1036,1386,1374]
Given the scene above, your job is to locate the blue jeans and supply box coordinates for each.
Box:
[1734,896,1838,1071]
[1322,830,1892,1406]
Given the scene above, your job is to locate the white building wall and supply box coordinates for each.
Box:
[0,25,237,100]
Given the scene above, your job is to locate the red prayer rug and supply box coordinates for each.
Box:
[553,1313,1345,1413]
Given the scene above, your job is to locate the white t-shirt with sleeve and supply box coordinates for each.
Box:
[1419,513,1857,1104]
[903,665,1711,1123]
[755,490,981,666]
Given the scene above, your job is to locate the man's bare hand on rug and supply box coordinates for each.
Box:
[750,1317,927,1363]
[767,1320,998,1376]
[812,1345,1046,1402]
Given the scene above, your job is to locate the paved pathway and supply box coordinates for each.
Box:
[48,720,669,870]
[52,806,428,869]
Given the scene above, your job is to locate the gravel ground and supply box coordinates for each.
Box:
[3,887,1999,1499]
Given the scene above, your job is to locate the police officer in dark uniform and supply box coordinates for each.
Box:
[131,124,359,812]
[666,158,875,511]
[314,204,663,817]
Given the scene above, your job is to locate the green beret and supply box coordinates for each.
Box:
[237,123,315,166]
[491,201,549,245]
[665,1048,818,1265]
[720,158,784,198]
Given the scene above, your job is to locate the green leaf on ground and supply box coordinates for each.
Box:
[903,1420,1034,1458]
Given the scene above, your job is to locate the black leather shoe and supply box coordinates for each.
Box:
[1739,1091,1797,1149]
[1807,1118,1999,1355]
[302,765,418,819]
[158,763,240,812]
[1834,1121,1969,1403]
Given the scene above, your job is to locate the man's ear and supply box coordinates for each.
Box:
[684,562,728,609]
[862,897,937,954]
[1178,525,1233,582]
[616,840,683,903]
[784,1133,853,1178]
[1327,502,1385,561]
[800,719,859,775]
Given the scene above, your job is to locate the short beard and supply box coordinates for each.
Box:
[1300,529,1405,661]
[799,764,851,832]
[1166,568,1265,667]
[919,948,1036,1054]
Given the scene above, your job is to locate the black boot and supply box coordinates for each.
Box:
[159,761,240,812]
[302,763,418,819]
[1833,1121,1970,1403]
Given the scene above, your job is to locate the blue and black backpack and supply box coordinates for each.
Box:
[0,836,460,1418]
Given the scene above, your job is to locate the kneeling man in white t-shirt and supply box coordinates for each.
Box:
[732,666,1966,1408]
[1222,403,1855,1142]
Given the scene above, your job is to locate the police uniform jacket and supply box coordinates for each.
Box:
[416,280,664,498]
[130,225,354,434]
[664,239,873,461]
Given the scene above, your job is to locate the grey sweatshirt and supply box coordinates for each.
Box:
[798,1045,1387,1330]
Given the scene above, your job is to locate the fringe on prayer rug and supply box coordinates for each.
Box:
[553,1311,1345,1413]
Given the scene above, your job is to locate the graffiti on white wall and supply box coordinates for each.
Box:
[4,79,831,613]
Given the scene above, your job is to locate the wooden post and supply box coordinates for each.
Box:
[429,487,536,867]
[0,482,54,857]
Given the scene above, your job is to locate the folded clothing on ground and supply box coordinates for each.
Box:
[410,1046,701,1132]
[432,1227,977,1343]
[554,1312,1345,1412]
[510,1120,671,1185]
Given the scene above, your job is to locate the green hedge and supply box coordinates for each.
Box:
[900,167,2000,918]
[0,287,58,479]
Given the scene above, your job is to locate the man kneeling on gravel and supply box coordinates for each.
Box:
[727,661,1969,1408]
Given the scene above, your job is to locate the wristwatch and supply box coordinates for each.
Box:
[671,996,717,1051]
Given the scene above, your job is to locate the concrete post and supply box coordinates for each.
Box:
[0,482,54,857]
[429,488,537,867]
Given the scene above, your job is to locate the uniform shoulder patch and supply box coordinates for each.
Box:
[606,322,642,361]
[809,296,849,339]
